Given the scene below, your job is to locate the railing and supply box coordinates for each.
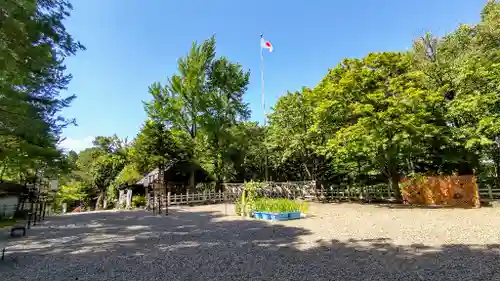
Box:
[478,185,500,200]
[0,202,53,228]
[150,191,239,208]
[0,204,17,219]
[147,180,500,212]
[168,191,234,205]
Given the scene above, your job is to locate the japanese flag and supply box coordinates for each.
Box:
[260,36,273,52]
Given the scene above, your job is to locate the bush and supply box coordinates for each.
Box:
[253,198,308,214]
[105,201,115,210]
[235,200,242,216]
[132,196,147,208]
[235,180,261,216]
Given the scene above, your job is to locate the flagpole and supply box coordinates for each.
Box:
[260,34,269,182]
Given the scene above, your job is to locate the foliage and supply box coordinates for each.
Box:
[144,37,217,191]
[129,120,186,176]
[144,36,252,191]
[56,181,86,203]
[253,198,309,214]
[0,0,84,187]
[115,164,142,187]
[132,196,147,208]
[25,2,500,207]
[202,56,251,186]
[236,181,261,216]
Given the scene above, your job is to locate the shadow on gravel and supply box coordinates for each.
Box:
[0,208,499,281]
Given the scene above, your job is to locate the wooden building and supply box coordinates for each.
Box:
[136,160,213,212]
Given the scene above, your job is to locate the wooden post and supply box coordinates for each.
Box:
[163,194,168,216]
[157,193,161,215]
[38,201,44,221]
[164,183,168,216]
[488,184,493,199]
[186,190,189,204]
[152,193,156,214]
[42,202,47,220]
[33,202,39,225]
[167,192,171,208]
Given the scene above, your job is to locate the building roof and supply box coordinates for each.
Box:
[136,160,213,187]
[136,168,160,187]
[0,182,28,198]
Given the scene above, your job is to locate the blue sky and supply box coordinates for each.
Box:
[59,0,485,152]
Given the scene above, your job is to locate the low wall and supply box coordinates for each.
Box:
[0,196,18,218]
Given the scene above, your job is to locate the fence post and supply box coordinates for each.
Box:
[152,194,156,214]
[157,194,161,215]
[33,202,39,225]
[223,191,227,215]
[488,184,493,199]
[186,191,189,204]
[167,192,171,207]
[39,201,45,221]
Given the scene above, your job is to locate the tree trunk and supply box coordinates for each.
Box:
[0,160,7,181]
[302,162,312,181]
[96,190,105,210]
[189,170,196,192]
[388,165,401,200]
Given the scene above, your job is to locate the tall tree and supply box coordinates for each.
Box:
[267,87,330,181]
[0,0,84,184]
[145,36,218,191]
[130,120,186,185]
[202,57,250,189]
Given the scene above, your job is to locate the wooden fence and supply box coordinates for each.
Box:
[478,185,500,200]
[148,180,500,210]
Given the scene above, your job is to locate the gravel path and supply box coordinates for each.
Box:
[1,203,499,281]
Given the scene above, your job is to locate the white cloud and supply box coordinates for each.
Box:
[59,136,94,152]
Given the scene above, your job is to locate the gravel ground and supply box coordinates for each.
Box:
[1,203,499,281]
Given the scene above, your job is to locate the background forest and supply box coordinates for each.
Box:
[2,1,500,209]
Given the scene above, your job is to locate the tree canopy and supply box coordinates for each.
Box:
[4,1,500,208]
[0,0,84,185]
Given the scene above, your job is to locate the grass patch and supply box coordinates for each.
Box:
[253,198,309,214]
[0,219,17,228]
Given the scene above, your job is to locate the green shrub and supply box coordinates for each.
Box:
[132,195,147,208]
[236,180,261,216]
[235,200,242,216]
[253,198,308,214]
[105,201,115,210]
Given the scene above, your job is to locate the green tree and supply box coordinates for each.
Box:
[412,2,500,180]
[311,52,445,198]
[202,57,250,189]
[130,120,186,186]
[0,0,84,186]
[145,36,216,191]
[267,87,330,181]
[226,122,267,181]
